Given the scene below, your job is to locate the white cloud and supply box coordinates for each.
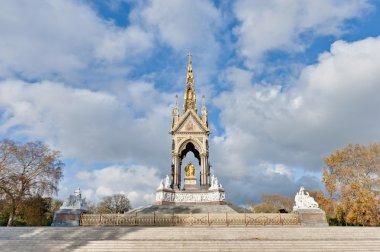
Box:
[0,0,153,80]
[265,163,293,179]
[212,36,380,200]
[133,0,222,89]
[70,165,161,207]
[233,0,371,65]
[95,25,153,62]
[138,0,221,51]
[0,79,172,168]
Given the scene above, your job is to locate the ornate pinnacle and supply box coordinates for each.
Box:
[186,51,194,86]
[183,52,197,113]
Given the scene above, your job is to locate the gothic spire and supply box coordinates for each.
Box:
[183,52,197,113]
[186,52,194,85]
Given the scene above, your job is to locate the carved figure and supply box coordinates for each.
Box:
[65,195,77,207]
[157,179,164,190]
[74,188,81,197]
[158,175,172,190]
[209,174,222,190]
[60,188,88,211]
[293,187,319,211]
[164,175,171,189]
[184,162,195,177]
[156,191,226,203]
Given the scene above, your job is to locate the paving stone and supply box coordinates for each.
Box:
[1,226,380,251]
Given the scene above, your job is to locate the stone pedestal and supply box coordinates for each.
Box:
[51,209,84,227]
[155,188,225,205]
[295,209,328,226]
[184,177,197,190]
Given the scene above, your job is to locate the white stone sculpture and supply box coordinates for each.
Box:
[157,175,172,190]
[157,179,164,190]
[209,174,223,190]
[293,186,319,211]
[60,188,88,211]
[164,175,171,189]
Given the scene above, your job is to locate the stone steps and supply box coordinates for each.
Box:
[1,227,380,251]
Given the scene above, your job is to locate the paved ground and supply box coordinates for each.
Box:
[1,226,380,251]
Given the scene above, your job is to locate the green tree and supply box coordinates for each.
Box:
[97,194,131,214]
[322,143,380,226]
[0,139,63,226]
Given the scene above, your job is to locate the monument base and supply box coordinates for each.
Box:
[155,188,225,205]
[183,177,197,190]
[294,209,328,226]
[51,209,87,226]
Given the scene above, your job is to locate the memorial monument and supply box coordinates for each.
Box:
[155,52,225,205]
[292,187,328,226]
[51,188,88,226]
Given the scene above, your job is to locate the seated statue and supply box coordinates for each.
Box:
[164,175,171,189]
[157,175,172,190]
[209,174,223,190]
[60,188,88,211]
[184,162,195,177]
[293,186,319,211]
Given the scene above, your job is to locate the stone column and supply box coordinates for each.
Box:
[200,153,208,189]
[205,155,210,186]
[172,154,181,190]
[206,155,210,186]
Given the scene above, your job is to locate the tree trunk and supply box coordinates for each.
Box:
[7,198,15,227]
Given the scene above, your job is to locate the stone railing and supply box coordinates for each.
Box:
[80,213,300,226]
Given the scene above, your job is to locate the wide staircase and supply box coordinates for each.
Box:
[1,226,380,251]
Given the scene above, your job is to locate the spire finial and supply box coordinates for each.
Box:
[186,51,193,83]
[175,94,178,106]
[183,52,196,113]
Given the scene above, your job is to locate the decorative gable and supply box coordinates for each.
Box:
[172,110,209,134]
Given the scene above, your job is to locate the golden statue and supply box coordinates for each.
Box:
[184,162,195,177]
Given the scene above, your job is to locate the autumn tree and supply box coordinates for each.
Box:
[253,194,293,213]
[308,190,337,224]
[322,143,380,226]
[97,194,131,214]
[0,139,63,226]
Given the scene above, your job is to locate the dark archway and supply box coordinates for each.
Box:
[180,142,201,166]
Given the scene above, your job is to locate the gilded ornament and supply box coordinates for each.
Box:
[184,162,195,177]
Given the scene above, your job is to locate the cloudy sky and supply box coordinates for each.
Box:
[1,0,380,207]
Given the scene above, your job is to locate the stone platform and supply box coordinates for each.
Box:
[2,226,380,251]
[155,188,225,205]
[127,202,249,214]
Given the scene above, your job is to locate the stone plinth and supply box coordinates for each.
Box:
[51,209,84,227]
[155,188,225,205]
[184,177,197,190]
[294,208,328,226]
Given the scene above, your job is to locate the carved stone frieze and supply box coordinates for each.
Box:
[156,190,225,203]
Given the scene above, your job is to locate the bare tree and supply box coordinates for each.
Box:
[97,194,131,214]
[0,139,63,226]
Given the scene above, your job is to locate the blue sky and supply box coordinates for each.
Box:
[1,0,380,207]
